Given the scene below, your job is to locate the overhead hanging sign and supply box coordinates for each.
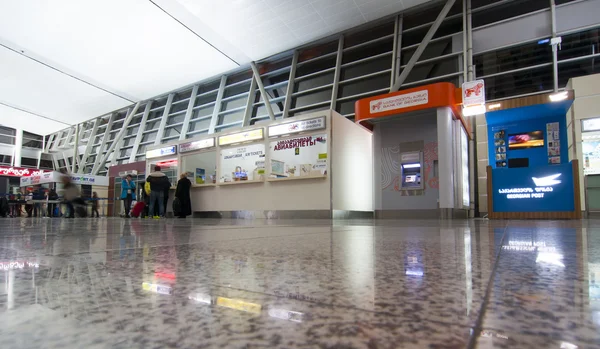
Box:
[179,138,215,153]
[369,90,429,114]
[70,174,109,186]
[582,117,600,132]
[462,80,486,106]
[218,129,264,146]
[0,166,45,177]
[268,116,326,137]
[20,171,60,186]
[146,145,177,159]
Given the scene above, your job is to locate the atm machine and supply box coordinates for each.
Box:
[400,151,424,190]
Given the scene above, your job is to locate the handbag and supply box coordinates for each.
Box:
[173,197,182,215]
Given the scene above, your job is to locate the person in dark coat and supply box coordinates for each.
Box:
[175,173,192,218]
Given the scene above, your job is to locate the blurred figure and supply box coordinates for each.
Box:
[91,192,100,218]
[175,173,192,218]
[61,175,79,218]
[25,190,34,217]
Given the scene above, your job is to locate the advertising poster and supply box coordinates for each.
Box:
[195,168,206,184]
[583,141,600,175]
[220,144,266,182]
[547,122,560,164]
[269,134,327,178]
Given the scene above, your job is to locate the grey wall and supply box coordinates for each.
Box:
[374,111,439,211]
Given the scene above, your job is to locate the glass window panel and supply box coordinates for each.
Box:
[296,56,337,77]
[164,126,182,138]
[288,105,330,117]
[403,2,462,30]
[188,119,211,133]
[141,132,157,143]
[218,109,245,125]
[559,28,600,62]
[172,90,192,103]
[338,74,389,99]
[193,105,214,120]
[404,56,459,84]
[195,92,218,107]
[291,89,331,110]
[483,65,552,100]
[402,16,462,47]
[298,41,338,63]
[294,72,334,92]
[126,125,140,136]
[340,55,392,81]
[558,58,600,88]
[222,95,248,110]
[169,101,188,115]
[344,22,394,48]
[181,151,217,185]
[167,113,185,125]
[342,40,393,65]
[402,38,454,65]
[145,120,159,131]
[474,41,551,78]
[224,82,251,98]
[472,0,549,28]
[119,148,132,158]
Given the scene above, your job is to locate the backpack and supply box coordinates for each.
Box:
[0,197,8,217]
[144,182,151,196]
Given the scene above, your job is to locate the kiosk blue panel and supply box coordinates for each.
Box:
[492,163,574,212]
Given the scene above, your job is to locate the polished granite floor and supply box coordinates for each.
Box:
[0,218,598,348]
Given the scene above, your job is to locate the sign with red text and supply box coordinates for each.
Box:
[369,90,429,114]
[0,166,45,177]
[269,134,327,178]
[20,171,60,186]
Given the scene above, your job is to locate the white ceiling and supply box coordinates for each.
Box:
[0,0,433,136]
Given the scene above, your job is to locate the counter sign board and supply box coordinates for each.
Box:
[369,90,428,114]
[268,116,326,137]
[492,163,574,212]
[146,146,177,159]
[218,129,264,146]
[179,138,215,153]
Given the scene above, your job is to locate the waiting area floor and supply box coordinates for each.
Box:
[0,217,597,348]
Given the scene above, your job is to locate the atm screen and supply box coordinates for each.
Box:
[405,175,416,183]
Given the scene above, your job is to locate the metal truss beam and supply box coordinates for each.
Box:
[94,103,140,174]
[391,15,403,88]
[180,85,199,140]
[111,107,131,167]
[71,123,81,173]
[155,94,174,145]
[282,50,298,118]
[391,0,457,91]
[51,131,62,152]
[330,35,344,111]
[91,113,115,174]
[130,102,152,162]
[208,76,227,134]
[250,62,275,121]
[242,77,257,127]
[79,119,99,173]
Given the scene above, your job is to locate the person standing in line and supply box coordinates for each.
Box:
[175,173,192,218]
[146,166,170,219]
[48,188,58,218]
[61,175,79,218]
[162,181,171,217]
[121,175,136,218]
[25,190,34,217]
[91,192,100,218]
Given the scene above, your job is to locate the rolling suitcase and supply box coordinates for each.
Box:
[131,201,145,218]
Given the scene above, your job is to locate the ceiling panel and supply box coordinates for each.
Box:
[173,0,434,61]
[0,0,238,101]
[0,45,131,133]
[0,104,67,136]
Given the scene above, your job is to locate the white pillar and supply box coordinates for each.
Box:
[437,107,455,210]
[14,129,23,167]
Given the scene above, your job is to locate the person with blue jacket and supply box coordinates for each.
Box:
[121,175,136,218]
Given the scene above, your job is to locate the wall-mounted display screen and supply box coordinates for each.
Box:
[508,131,544,150]
[268,134,328,178]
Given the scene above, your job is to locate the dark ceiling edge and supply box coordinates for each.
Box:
[148,0,241,66]
[0,43,135,104]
